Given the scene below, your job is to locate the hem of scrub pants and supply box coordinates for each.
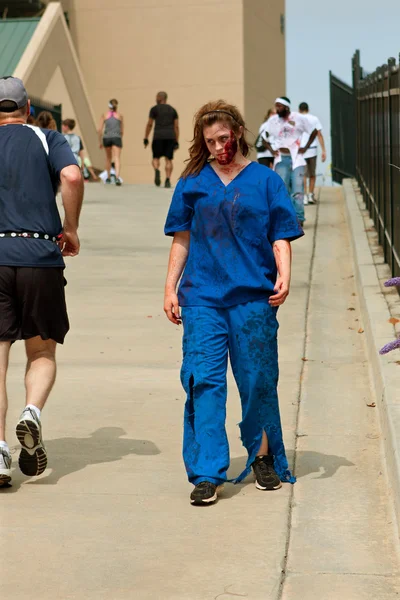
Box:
[230,430,296,485]
[190,476,225,486]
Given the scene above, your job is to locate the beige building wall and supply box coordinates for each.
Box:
[243,1,286,146]
[15,2,103,168]
[47,0,285,183]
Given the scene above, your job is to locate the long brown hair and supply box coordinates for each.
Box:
[181,100,251,178]
[36,111,57,130]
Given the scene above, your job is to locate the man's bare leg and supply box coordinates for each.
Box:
[152,158,161,186]
[0,341,11,442]
[309,175,316,195]
[164,158,173,188]
[165,158,173,180]
[15,337,57,477]
[24,337,57,410]
[0,341,11,484]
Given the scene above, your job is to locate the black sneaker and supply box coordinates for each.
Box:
[154,169,161,187]
[190,481,223,505]
[105,177,111,184]
[165,178,171,189]
[252,455,282,491]
[115,177,122,186]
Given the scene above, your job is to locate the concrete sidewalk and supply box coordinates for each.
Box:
[0,183,399,599]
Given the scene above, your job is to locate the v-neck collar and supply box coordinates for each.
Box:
[207,161,254,188]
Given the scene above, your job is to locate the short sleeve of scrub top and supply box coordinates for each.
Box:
[164,177,194,236]
[268,176,304,243]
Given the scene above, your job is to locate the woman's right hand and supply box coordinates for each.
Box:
[164,290,181,325]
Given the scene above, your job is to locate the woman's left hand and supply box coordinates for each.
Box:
[269,276,290,307]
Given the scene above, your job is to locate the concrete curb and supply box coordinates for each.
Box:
[343,178,400,535]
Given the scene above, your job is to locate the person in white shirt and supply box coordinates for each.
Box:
[256,108,276,168]
[298,102,326,204]
[263,97,317,225]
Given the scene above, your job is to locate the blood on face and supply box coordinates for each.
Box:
[216,130,238,166]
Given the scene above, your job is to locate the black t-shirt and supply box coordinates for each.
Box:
[149,104,178,140]
[0,124,78,267]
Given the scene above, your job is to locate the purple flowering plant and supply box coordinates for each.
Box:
[379,278,400,354]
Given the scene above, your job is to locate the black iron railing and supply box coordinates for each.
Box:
[353,50,400,276]
[330,50,400,276]
[329,72,356,183]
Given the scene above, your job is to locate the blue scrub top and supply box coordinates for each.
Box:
[164,161,304,308]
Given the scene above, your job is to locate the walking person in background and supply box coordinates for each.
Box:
[256,108,276,168]
[164,100,303,506]
[62,119,99,182]
[0,77,83,487]
[36,110,57,131]
[298,102,326,205]
[144,92,179,189]
[263,97,318,226]
[98,99,123,186]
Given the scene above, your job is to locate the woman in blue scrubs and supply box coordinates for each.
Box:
[164,100,304,506]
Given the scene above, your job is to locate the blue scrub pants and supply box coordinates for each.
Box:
[275,155,305,223]
[180,299,295,486]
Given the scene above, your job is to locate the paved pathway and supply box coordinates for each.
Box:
[1,183,399,599]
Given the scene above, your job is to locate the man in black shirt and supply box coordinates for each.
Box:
[143,91,179,188]
[0,77,83,487]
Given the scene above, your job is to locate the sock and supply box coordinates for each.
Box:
[26,404,41,420]
[0,441,10,453]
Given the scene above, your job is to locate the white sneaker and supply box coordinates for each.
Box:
[16,408,47,477]
[308,193,316,204]
[303,194,309,206]
[0,447,12,486]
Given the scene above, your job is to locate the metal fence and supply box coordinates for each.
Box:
[330,50,400,276]
[329,72,356,183]
[353,50,400,276]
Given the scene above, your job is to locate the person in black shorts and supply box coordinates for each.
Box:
[0,77,83,488]
[98,99,124,185]
[143,91,179,188]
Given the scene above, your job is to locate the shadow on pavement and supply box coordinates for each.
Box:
[3,442,353,495]
[4,427,160,493]
[288,449,355,479]
[228,450,354,485]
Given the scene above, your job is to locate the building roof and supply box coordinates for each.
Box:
[0,18,40,77]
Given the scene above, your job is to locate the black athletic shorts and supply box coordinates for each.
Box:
[152,139,175,160]
[103,137,122,148]
[0,267,69,344]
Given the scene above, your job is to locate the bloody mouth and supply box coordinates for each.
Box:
[216,131,238,165]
